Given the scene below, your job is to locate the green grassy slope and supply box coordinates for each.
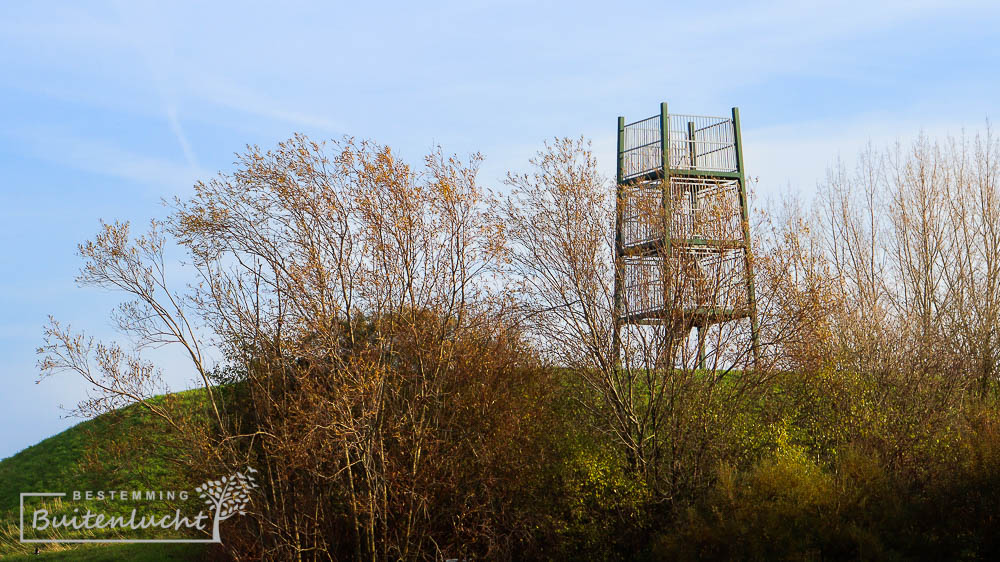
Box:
[1,543,203,561]
[0,390,213,560]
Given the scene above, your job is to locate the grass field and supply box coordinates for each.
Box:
[0,391,212,560]
[1,543,204,561]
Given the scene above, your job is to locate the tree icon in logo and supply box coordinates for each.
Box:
[195,466,259,542]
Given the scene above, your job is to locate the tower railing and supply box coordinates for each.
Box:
[621,178,743,249]
[621,113,737,179]
[621,248,748,320]
[621,115,662,179]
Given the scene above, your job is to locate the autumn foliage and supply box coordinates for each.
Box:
[39,128,1000,560]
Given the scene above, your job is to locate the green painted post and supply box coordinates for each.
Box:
[613,116,626,364]
[617,116,625,185]
[687,120,698,235]
[732,107,760,367]
[689,119,703,362]
[687,120,697,171]
[660,102,671,256]
[659,102,672,327]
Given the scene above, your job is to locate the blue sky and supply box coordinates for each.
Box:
[1,0,998,459]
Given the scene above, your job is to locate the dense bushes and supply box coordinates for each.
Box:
[652,405,1000,560]
[513,363,1000,560]
[217,312,564,560]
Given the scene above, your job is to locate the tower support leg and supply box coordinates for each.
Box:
[613,116,625,368]
[696,325,706,371]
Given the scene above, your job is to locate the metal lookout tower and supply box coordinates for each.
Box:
[613,103,759,368]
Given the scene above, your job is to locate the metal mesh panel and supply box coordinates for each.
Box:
[667,114,737,173]
[669,178,742,241]
[621,112,737,179]
[621,179,663,248]
[670,247,748,312]
[621,178,742,248]
[623,255,666,317]
[621,115,661,179]
[622,248,748,317]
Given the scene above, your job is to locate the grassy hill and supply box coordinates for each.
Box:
[0,390,213,561]
[0,543,203,561]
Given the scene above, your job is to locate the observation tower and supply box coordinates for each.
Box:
[613,103,759,367]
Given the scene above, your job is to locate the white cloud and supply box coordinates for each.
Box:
[10,125,204,192]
